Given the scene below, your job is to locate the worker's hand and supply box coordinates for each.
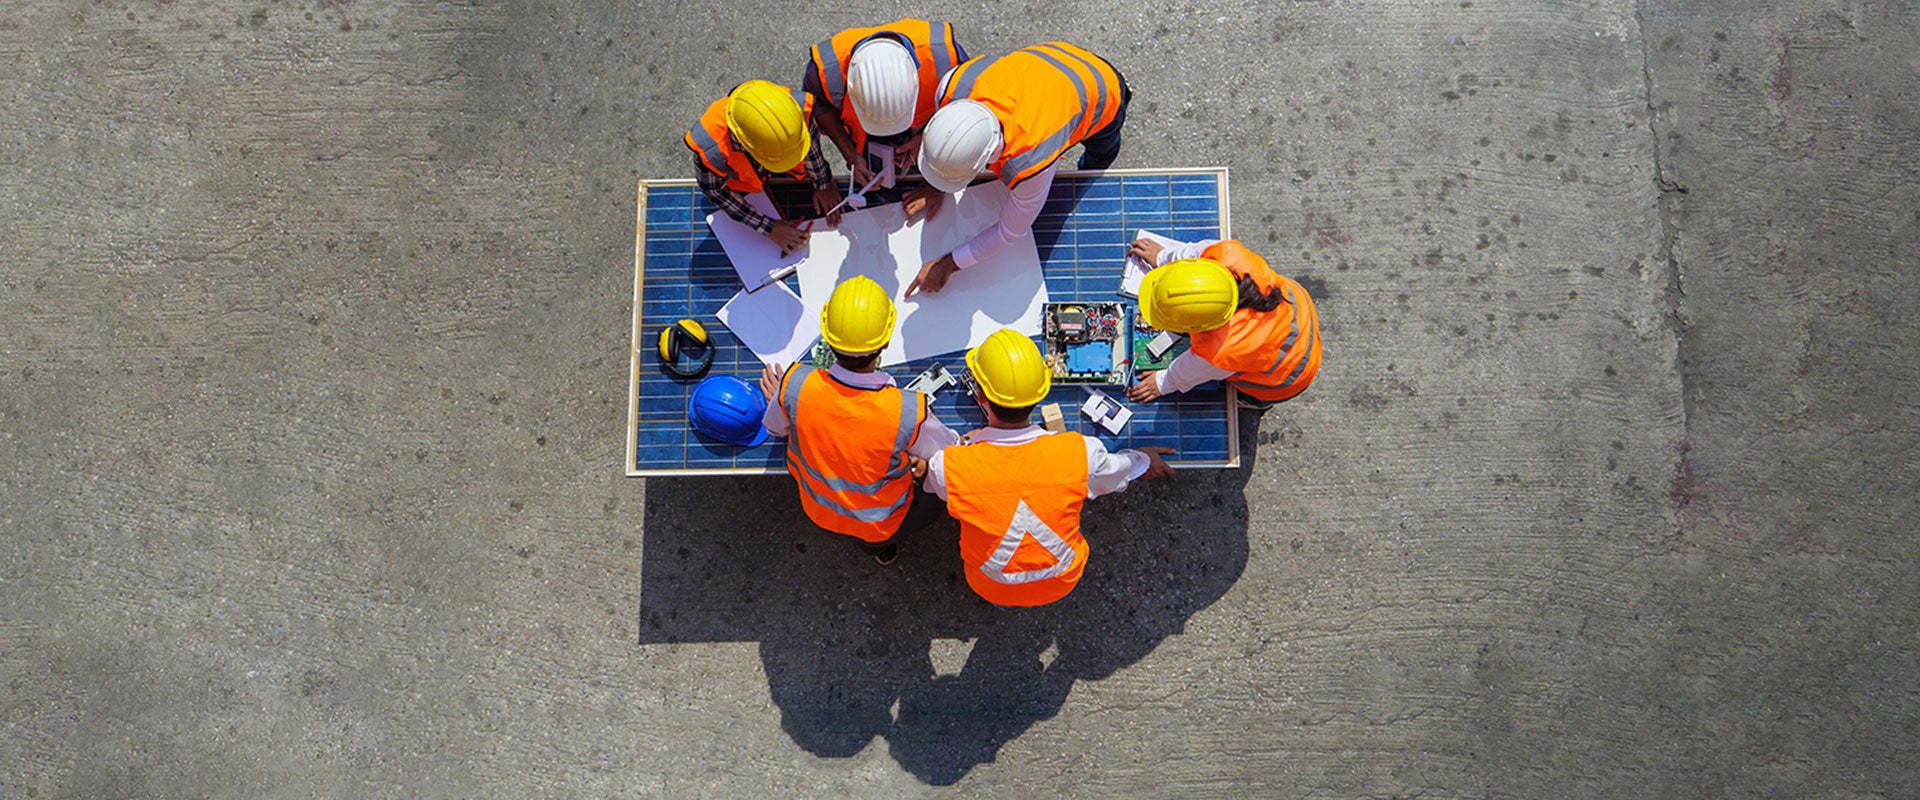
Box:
[894,135,922,172]
[1128,238,1166,267]
[903,185,945,224]
[905,253,959,297]
[812,184,845,227]
[1137,446,1177,480]
[844,147,876,185]
[1128,371,1164,403]
[770,221,809,255]
[759,362,784,400]
[908,455,928,479]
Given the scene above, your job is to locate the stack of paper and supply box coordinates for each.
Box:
[1119,229,1182,298]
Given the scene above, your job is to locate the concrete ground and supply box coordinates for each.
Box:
[2,0,1915,796]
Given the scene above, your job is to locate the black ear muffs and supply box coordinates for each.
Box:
[656,319,714,378]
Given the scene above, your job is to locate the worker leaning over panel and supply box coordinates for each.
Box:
[687,80,846,255]
[759,276,960,565]
[801,19,966,221]
[1124,237,1323,411]
[904,41,1131,297]
[923,329,1174,607]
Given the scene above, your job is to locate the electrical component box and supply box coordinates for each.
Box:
[1042,302,1129,385]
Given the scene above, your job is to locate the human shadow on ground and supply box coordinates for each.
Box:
[638,412,1261,784]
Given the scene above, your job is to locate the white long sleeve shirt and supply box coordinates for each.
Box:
[1145,236,1237,394]
[950,165,1057,269]
[762,363,961,461]
[921,425,1150,501]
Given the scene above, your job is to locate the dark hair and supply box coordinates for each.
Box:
[834,350,880,371]
[985,401,1034,425]
[1236,275,1289,312]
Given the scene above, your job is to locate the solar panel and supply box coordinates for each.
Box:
[626,168,1237,476]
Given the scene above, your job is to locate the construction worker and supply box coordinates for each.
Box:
[923,329,1175,607]
[1125,238,1323,410]
[687,80,845,256]
[759,276,960,564]
[801,20,966,223]
[905,42,1131,297]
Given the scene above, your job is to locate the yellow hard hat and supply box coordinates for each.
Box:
[1138,258,1239,333]
[820,275,896,355]
[726,80,811,174]
[966,329,1052,408]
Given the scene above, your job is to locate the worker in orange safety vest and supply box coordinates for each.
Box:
[905,42,1131,297]
[760,276,960,564]
[687,80,845,256]
[800,19,966,223]
[1124,237,1323,411]
[921,329,1175,607]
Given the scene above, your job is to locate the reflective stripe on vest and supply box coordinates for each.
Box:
[1187,241,1323,402]
[945,432,1091,607]
[808,20,962,153]
[685,89,815,195]
[981,500,1077,584]
[778,365,925,536]
[939,42,1122,187]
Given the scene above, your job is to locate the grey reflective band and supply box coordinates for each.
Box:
[979,500,1076,584]
[1237,312,1316,391]
[945,56,992,101]
[1263,285,1304,373]
[1000,44,1110,180]
[789,86,808,111]
[689,125,736,182]
[779,364,814,421]
[1277,323,1317,388]
[929,24,956,80]
[813,39,846,105]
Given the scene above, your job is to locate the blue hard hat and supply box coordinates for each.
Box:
[687,375,771,447]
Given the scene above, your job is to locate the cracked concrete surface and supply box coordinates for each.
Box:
[2,0,1915,796]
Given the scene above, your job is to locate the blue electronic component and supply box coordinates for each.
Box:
[1066,341,1112,374]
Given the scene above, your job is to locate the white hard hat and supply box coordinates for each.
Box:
[918,100,1002,194]
[846,38,918,138]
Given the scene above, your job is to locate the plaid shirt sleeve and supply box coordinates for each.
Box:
[695,155,776,234]
[803,137,834,190]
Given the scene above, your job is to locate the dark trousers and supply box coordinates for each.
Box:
[851,485,947,556]
[1077,61,1132,171]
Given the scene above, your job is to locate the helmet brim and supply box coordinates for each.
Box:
[1136,268,1167,329]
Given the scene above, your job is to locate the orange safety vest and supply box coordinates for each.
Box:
[684,86,816,195]
[806,19,963,154]
[936,42,1125,188]
[777,365,928,542]
[944,432,1091,607]
[1187,241,1323,403]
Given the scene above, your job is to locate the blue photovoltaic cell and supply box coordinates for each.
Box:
[630,170,1233,475]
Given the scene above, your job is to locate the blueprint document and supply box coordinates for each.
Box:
[792,182,1046,367]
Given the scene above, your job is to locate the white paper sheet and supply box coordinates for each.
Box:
[793,182,1047,367]
[715,280,820,367]
[1119,229,1183,298]
[707,192,806,291]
